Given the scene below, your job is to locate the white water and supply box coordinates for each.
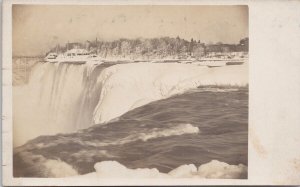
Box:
[18,123,199,149]
[78,123,199,147]
[16,151,79,177]
[13,62,104,147]
[14,61,247,147]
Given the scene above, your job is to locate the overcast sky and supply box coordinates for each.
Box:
[13,5,248,56]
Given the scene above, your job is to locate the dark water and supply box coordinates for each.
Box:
[13,86,248,177]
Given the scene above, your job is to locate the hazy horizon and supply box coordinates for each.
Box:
[13,5,248,56]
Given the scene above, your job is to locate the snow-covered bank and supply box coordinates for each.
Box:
[13,61,247,147]
[93,62,248,124]
[16,153,246,178]
[73,160,247,179]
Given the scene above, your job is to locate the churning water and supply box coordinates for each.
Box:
[13,60,248,178]
[14,85,248,177]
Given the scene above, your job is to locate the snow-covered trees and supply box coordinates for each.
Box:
[48,37,249,59]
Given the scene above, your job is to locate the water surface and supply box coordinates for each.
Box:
[14,86,248,177]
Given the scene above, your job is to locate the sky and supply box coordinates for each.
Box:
[13,5,248,56]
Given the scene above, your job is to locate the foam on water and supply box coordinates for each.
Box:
[19,123,199,149]
[84,123,199,147]
[14,151,78,177]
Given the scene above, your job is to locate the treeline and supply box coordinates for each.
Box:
[49,37,249,59]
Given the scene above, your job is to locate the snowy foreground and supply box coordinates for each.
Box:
[33,155,247,179]
[66,160,246,179]
[93,62,248,124]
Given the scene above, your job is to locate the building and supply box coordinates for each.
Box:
[192,43,206,58]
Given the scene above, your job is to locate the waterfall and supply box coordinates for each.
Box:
[13,62,106,147]
[13,60,248,147]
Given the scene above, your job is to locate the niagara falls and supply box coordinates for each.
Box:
[11,5,249,180]
[13,59,248,178]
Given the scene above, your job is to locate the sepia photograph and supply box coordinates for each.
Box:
[12,4,249,179]
[11,5,249,179]
[4,0,300,185]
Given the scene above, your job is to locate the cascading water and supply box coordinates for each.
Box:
[13,62,107,147]
[13,60,248,147]
[13,60,248,178]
